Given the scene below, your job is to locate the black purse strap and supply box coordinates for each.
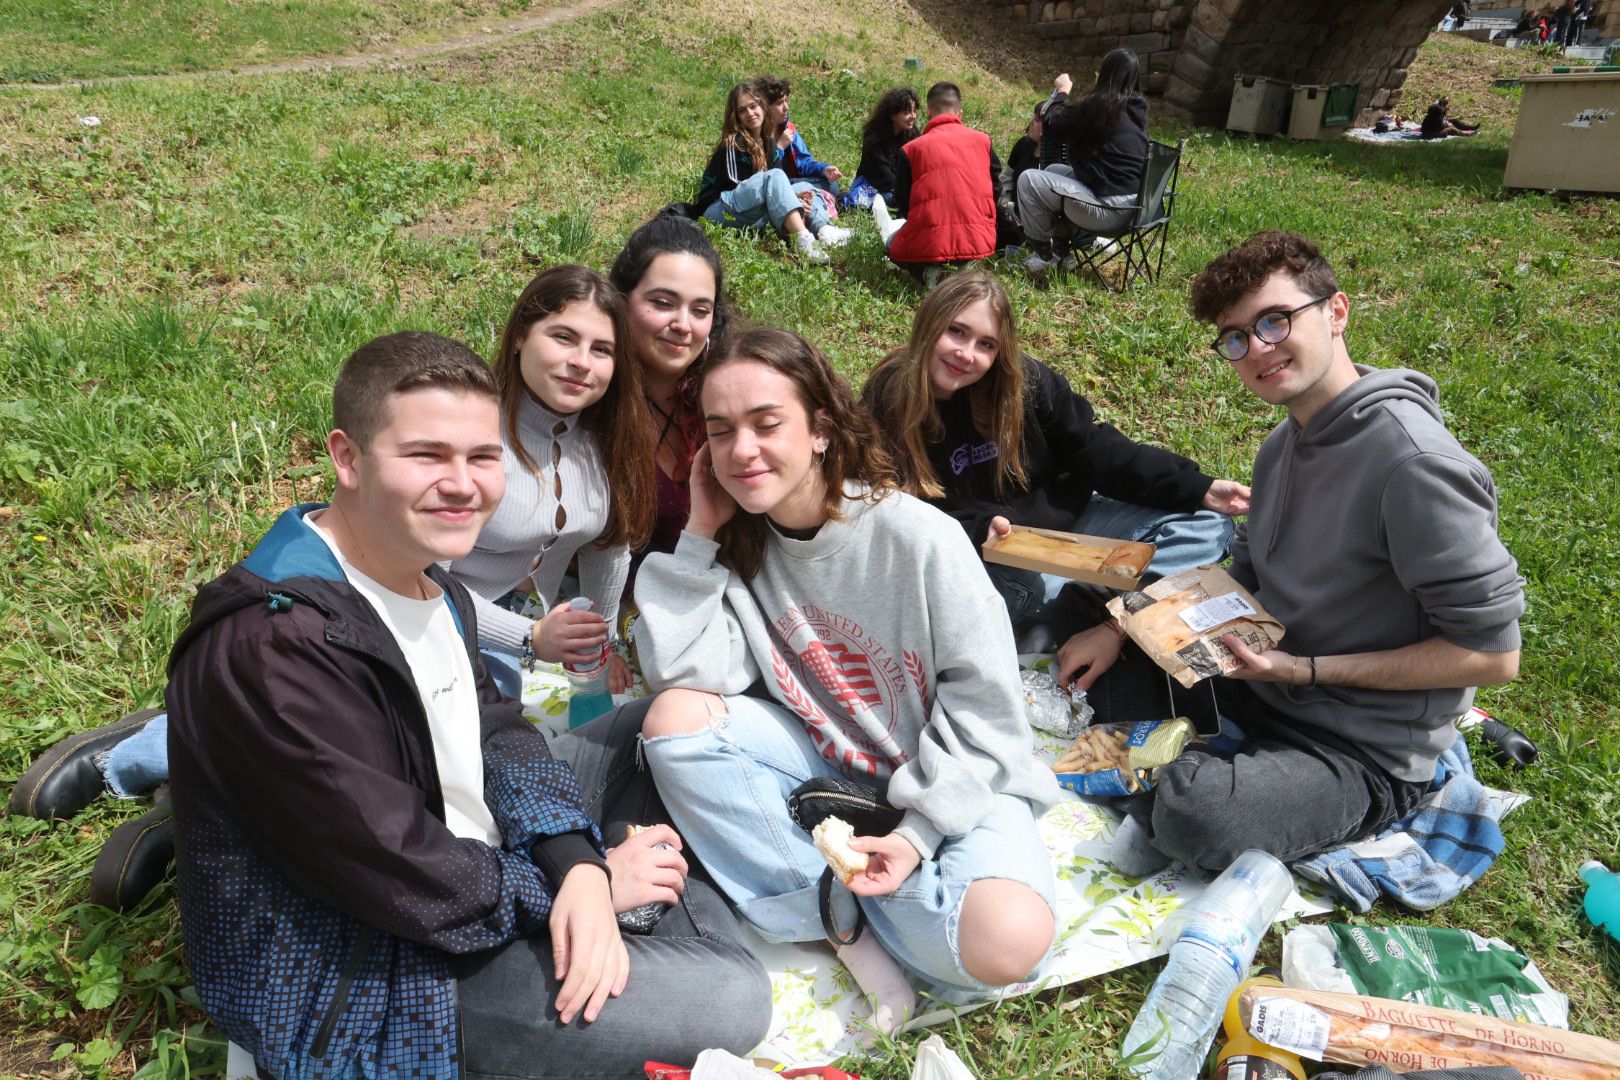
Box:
[818,868,866,946]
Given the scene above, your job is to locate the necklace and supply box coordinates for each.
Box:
[645,393,677,450]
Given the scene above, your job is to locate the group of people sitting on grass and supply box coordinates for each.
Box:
[1494,1,1593,49]
[14,212,1527,1077]
[691,49,1157,279]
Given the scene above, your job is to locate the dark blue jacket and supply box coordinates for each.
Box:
[167,505,603,1078]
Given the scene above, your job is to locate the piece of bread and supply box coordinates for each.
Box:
[812,816,869,884]
[1101,543,1152,578]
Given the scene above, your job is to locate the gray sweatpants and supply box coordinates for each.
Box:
[1102,661,1431,875]
[1015,164,1135,243]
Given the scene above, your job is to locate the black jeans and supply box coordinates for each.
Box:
[1096,651,1431,875]
[455,699,772,1080]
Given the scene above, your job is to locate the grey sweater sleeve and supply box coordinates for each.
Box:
[461,581,536,653]
[1382,452,1524,652]
[884,531,1060,859]
[631,532,764,693]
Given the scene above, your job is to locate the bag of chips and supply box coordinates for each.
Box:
[1051,718,1196,796]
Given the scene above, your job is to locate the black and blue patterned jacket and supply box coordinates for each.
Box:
[166,504,605,1078]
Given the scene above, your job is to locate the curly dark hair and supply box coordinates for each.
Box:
[1189,231,1340,324]
[860,87,920,157]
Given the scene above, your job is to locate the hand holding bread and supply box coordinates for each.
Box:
[813,817,922,897]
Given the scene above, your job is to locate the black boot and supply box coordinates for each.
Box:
[9,708,159,820]
[90,785,174,912]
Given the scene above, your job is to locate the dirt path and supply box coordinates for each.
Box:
[2,0,616,91]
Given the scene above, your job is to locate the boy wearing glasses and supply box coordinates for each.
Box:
[1120,230,1524,876]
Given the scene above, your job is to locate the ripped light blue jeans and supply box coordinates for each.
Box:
[642,692,1055,992]
[702,168,830,235]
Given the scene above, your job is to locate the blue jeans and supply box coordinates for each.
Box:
[457,699,772,1079]
[989,495,1235,630]
[701,168,830,235]
[101,712,170,797]
[642,693,1055,992]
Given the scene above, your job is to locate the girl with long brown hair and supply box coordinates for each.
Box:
[608,215,730,572]
[632,326,1060,1023]
[863,269,1248,690]
[693,82,851,262]
[453,264,656,698]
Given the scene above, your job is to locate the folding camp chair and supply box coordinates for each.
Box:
[1062,138,1184,292]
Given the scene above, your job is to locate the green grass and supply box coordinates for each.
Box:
[3,3,1619,1076]
[0,0,559,84]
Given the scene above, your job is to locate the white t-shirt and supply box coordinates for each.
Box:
[306,514,502,846]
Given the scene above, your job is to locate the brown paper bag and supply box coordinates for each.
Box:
[1105,566,1285,688]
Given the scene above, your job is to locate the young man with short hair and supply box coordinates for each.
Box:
[872,81,1004,271]
[1111,232,1525,874]
[167,331,768,1078]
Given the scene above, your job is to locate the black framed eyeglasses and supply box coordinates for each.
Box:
[1211,295,1332,362]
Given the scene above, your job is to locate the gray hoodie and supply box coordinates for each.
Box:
[633,486,1059,860]
[1230,366,1525,782]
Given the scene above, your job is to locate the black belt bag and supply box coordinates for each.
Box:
[786,777,904,946]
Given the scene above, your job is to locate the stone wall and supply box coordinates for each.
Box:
[982,0,1480,126]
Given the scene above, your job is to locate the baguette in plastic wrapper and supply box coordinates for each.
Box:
[1106,566,1285,688]
[1051,718,1195,796]
[1238,983,1620,1080]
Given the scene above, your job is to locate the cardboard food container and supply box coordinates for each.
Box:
[1106,566,1285,688]
[982,526,1155,589]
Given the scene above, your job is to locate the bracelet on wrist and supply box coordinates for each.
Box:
[519,628,536,671]
[1308,655,1318,688]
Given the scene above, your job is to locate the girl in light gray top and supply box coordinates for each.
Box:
[453,265,656,696]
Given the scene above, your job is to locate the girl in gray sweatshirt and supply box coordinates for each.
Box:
[634,326,1059,1000]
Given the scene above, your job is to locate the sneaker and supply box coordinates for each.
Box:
[817,223,853,248]
[1023,250,1059,273]
[793,229,830,264]
[1059,252,1079,271]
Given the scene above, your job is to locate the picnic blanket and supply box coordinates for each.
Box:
[1346,124,1438,144]
[519,661,1520,1066]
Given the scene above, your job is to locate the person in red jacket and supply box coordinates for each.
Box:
[870,82,1004,280]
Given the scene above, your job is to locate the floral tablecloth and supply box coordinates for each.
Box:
[520,662,1327,1066]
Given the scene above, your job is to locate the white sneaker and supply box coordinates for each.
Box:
[817,223,853,248]
[1023,250,1058,273]
[1092,236,1120,255]
[1059,252,1079,271]
[793,229,830,264]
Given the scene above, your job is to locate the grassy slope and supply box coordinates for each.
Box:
[2,6,1618,1076]
[0,0,561,84]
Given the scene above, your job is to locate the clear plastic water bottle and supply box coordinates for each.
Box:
[1120,850,1294,1080]
[1579,861,1620,943]
[562,597,613,729]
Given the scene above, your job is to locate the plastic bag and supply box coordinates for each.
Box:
[1051,718,1195,796]
[912,1035,978,1080]
[1020,668,1092,739]
[1282,925,1568,1028]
